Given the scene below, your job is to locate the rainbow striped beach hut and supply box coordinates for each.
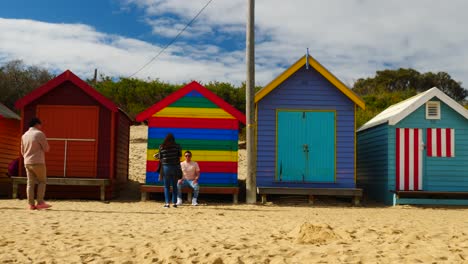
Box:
[136,81,246,201]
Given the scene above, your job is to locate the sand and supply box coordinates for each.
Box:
[0,125,467,263]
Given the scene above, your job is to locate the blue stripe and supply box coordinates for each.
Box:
[185,90,204,97]
[146,172,238,185]
[149,127,238,140]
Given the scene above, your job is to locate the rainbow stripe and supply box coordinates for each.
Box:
[145,91,240,186]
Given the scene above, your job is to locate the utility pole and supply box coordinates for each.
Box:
[245,0,256,204]
[93,68,98,86]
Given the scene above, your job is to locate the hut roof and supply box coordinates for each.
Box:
[135,81,246,124]
[358,87,468,132]
[15,70,119,112]
[254,55,365,109]
[0,103,20,120]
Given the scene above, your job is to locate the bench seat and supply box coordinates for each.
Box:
[257,187,363,205]
[391,190,468,206]
[140,185,239,204]
[11,176,110,201]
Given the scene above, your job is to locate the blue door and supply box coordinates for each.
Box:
[277,111,335,182]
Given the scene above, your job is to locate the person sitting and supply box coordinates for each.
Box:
[176,150,200,206]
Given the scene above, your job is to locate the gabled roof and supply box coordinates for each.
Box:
[254,55,365,109]
[358,87,468,132]
[136,81,246,124]
[15,70,118,112]
[0,103,20,120]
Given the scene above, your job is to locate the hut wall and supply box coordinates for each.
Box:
[115,111,131,183]
[256,67,356,188]
[0,118,20,177]
[357,123,391,204]
[22,81,112,179]
[145,90,239,186]
[388,99,468,193]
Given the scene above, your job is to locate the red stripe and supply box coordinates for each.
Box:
[396,128,400,191]
[148,117,238,129]
[427,128,432,156]
[413,129,419,190]
[146,161,237,173]
[436,128,442,157]
[404,128,410,191]
[446,128,452,157]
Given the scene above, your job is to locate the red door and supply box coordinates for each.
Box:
[37,105,99,178]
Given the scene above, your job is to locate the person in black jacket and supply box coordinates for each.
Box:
[158,133,182,208]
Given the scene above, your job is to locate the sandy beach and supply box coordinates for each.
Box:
[1,125,467,263]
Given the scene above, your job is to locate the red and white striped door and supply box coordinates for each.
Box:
[396,128,423,191]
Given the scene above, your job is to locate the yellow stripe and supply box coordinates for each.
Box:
[255,55,365,110]
[147,149,238,162]
[153,107,235,119]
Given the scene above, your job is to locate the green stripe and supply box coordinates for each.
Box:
[169,96,219,108]
[148,138,238,151]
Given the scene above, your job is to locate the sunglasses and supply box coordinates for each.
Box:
[185,154,191,157]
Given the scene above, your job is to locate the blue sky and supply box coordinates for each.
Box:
[1,0,468,87]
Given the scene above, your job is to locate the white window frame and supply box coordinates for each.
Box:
[426,101,441,119]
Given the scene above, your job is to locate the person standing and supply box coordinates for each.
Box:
[158,133,182,208]
[176,150,200,206]
[21,117,51,210]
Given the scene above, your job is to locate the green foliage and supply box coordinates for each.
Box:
[0,60,54,110]
[354,68,467,128]
[4,60,465,134]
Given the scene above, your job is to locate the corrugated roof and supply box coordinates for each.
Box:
[358,87,468,132]
[0,103,20,120]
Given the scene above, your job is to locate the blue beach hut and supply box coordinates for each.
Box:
[357,87,468,205]
[255,55,365,204]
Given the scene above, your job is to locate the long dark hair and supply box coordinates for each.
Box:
[161,133,176,148]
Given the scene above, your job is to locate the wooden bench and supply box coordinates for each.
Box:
[391,190,468,206]
[257,187,363,205]
[11,176,111,201]
[140,185,239,204]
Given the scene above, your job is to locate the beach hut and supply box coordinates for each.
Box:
[255,55,365,204]
[13,70,131,200]
[136,81,246,202]
[357,87,468,205]
[0,103,21,197]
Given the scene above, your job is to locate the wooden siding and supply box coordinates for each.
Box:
[22,81,112,178]
[144,90,241,186]
[0,119,20,177]
[256,66,357,188]
[37,105,99,178]
[356,124,391,204]
[388,99,468,194]
[115,111,130,184]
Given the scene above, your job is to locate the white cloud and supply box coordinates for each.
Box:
[124,0,468,87]
[2,0,468,89]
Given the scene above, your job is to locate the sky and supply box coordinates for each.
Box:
[1,0,468,87]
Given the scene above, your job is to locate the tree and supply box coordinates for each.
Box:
[353,68,468,127]
[0,60,54,110]
[354,68,467,101]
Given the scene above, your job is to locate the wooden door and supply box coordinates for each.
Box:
[277,111,335,182]
[37,105,99,178]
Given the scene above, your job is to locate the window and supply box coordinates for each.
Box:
[426,101,440,119]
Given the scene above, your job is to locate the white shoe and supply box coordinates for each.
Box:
[192,198,198,206]
[176,198,183,206]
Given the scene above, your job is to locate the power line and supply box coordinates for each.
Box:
[128,0,214,78]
